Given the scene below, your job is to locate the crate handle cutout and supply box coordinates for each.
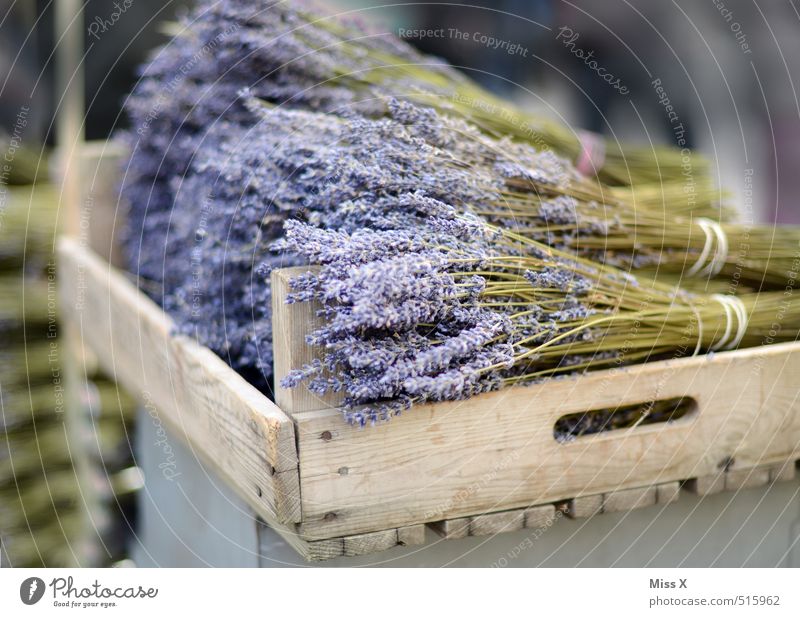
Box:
[553,396,698,442]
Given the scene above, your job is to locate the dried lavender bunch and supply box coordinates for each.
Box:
[121,0,721,281]
[278,217,800,425]
[135,94,792,396]
[200,98,788,286]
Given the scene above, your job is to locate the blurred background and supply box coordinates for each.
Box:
[1,0,799,566]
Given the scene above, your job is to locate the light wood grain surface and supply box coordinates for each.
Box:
[57,238,301,525]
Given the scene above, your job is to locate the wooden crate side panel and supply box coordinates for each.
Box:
[295,343,800,539]
[271,267,343,415]
[57,238,301,523]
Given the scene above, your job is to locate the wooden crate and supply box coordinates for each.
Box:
[57,238,800,560]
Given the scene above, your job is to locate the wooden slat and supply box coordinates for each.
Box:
[656,481,681,504]
[57,238,301,526]
[603,486,657,513]
[302,525,426,561]
[343,529,398,557]
[305,539,344,561]
[294,341,800,540]
[769,462,797,483]
[565,494,604,519]
[469,510,525,537]
[397,525,426,546]
[683,473,726,496]
[429,518,471,540]
[725,467,770,491]
[524,504,556,529]
[271,267,344,415]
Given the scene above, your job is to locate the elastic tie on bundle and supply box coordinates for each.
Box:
[687,218,729,277]
[575,131,606,176]
[688,300,704,356]
[710,294,748,351]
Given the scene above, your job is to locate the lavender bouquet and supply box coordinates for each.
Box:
[120,1,800,426]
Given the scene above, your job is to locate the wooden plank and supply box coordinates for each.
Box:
[524,504,556,529]
[397,525,426,546]
[271,267,345,415]
[769,462,797,483]
[725,467,770,491]
[57,238,301,526]
[684,473,726,496]
[343,529,398,557]
[469,510,525,537]
[656,482,681,504]
[566,494,604,519]
[294,341,800,539]
[305,539,344,561]
[428,518,471,540]
[299,526,424,561]
[603,486,657,513]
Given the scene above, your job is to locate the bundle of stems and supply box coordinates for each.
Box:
[0,134,49,185]
[0,341,54,392]
[300,10,713,189]
[123,0,727,290]
[171,0,714,189]
[1,415,130,479]
[0,183,59,264]
[279,215,800,424]
[0,276,51,325]
[0,468,80,526]
[0,510,82,567]
[141,95,791,401]
[228,98,785,288]
[479,183,800,287]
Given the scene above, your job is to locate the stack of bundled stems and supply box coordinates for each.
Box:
[0,177,138,566]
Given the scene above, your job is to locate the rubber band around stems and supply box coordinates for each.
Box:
[689,300,704,356]
[687,218,729,277]
[710,294,748,351]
